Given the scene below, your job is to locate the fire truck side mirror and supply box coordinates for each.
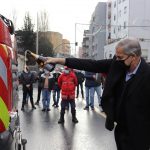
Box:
[8,20,14,35]
[0,14,14,35]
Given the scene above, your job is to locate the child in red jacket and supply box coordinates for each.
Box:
[58,66,78,123]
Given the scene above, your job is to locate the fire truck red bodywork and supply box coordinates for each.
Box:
[0,15,16,133]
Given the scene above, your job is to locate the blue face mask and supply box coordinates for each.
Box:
[44,70,49,75]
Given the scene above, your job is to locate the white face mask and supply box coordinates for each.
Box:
[64,70,70,74]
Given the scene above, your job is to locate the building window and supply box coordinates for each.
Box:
[95,44,97,50]
[109,54,112,58]
[119,10,121,17]
[114,28,116,34]
[92,36,95,43]
[108,32,111,39]
[114,1,116,8]
[114,15,116,21]
[124,21,126,29]
[92,17,95,22]
[118,0,121,4]
[124,6,127,14]
[118,25,121,32]
[92,27,95,33]
[122,0,126,2]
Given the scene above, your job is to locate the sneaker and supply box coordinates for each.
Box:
[84,106,89,110]
[32,106,36,109]
[99,103,102,107]
[42,108,46,111]
[91,106,94,110]
[21,107,24,111]
[47,108,50,111]
[35,101,39,105]
[58,119,64,124]
[52,104,55,107]
[72,118,78,123]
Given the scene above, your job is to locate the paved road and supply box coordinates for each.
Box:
[18,87,117,150]
[1,87,117,150]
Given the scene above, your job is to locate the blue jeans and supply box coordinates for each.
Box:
[85,86,95,107]
[94,85,101,105]
[42,89,51,109]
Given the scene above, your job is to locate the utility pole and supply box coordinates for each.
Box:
[36,13,39,55]
[75,23,77,57]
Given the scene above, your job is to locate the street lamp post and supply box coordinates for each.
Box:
[75,22,104,59]
[74,22,92,57]
[36,13,39,55]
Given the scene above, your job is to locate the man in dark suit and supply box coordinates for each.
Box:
[45,37,150,150]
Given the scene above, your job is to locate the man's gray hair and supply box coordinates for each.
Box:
[116,37,142,56]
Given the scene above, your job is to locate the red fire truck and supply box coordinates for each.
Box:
[0,14,26,150]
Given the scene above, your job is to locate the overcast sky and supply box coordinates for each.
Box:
[0,0,107,51]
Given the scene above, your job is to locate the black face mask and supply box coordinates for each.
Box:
[115,59,130,70]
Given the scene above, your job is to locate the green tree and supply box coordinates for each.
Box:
[16,12,36,65]
[16,12,36,53]
[38,34,53,57]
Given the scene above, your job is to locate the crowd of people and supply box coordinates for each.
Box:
[44,37,150,150]
[19,64,104,123]
[19,37,150,149]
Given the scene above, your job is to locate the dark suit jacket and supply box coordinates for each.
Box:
[66,57,150,148]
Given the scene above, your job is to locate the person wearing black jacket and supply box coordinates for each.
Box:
[45,37,150,150]
[84,71,97,110]
[75,70,85,98]
[52,67,61,107]
[20,66,36,110]
[35,68,44,105]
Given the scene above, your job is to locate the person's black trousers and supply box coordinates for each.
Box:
[60,100,76,115]
[37,86,42,102]
[76,83,84,98]
[22,87,34,108]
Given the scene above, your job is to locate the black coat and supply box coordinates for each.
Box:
[65,57,150,148]
[84,71,99,87]
[75,71,85,84]
[20,71,34,90]
[53,72,61,90]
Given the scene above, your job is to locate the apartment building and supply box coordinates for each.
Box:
[81,2,107,60]
[105,0,150,61]
[62,39,71,55]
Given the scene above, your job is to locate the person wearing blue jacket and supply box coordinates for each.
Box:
[84,71,98,110]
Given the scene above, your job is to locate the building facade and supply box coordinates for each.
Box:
[105,0,150,61]
[62,39,71,55]
[46,31,63,54]
[81,2,107,60]
[82,30,90,59]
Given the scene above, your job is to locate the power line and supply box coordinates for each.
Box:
[75,22,150,28]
